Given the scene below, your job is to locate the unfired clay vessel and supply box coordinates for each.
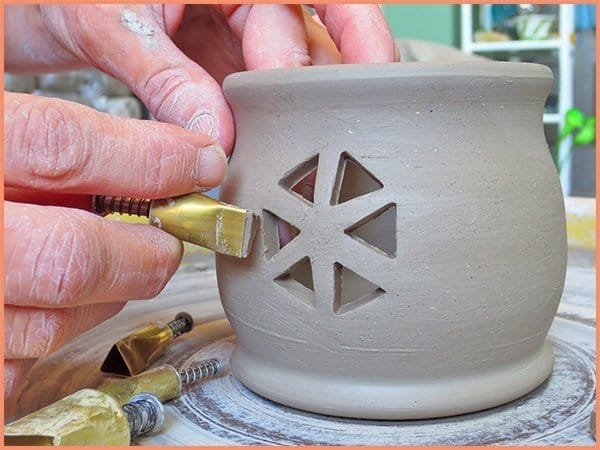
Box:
[216,62,567,419]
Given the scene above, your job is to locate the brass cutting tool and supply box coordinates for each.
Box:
[98,360,223,405]
[100,312,193,376]
[4,389,163,446]
[5,361,224,445]
[93,192,259,258]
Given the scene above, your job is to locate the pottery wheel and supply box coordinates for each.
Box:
[12,265,596,445]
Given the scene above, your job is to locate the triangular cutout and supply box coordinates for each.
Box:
[100,345,134,376]
[291,168,317,203]
[279,155,319,204]
[262,210,300,259]
[331,152,383,205]
[334,263,384,315]
[274,257,315,307]
[345,203,396,257]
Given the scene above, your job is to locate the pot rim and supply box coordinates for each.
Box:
[223,61,552,90]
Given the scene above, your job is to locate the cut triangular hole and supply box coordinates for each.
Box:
[262,210,300,259]
[345,203,397,257]
[100,345,134,376]
[334,263,385,314]
[331,152,383,205]
[274,257,315,307]
[279,155,319,204]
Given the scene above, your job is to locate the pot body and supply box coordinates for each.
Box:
[216,62,567,419]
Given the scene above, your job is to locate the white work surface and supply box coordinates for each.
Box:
[13,262,596,445]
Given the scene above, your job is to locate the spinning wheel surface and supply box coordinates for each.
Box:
[12,268,596,445]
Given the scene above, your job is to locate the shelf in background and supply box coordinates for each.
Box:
[543,113,561,124]
[461,5,575,195]
[470,39,562,52]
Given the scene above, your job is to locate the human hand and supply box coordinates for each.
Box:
[3,91,227,411]
[4,3,396,407]
[6,4,397,153]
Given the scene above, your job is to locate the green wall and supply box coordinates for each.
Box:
[382,4,460,48]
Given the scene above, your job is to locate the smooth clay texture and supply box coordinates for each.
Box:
[215,62,567,419]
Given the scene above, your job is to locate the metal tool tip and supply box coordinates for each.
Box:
[240,211,260,258]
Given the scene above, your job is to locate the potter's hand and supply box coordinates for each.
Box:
[5,4,397,153]
[3,92,227,410]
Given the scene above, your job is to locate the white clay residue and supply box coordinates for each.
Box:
[121,9,158,49]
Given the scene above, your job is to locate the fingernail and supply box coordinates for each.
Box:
[187,113,219,140]
[195,144,227,188]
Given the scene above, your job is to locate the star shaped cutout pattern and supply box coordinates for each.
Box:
[262,152,396,315]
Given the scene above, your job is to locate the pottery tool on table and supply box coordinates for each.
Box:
[98,359,224,405]
[4,390,164,446]
[100,312,195,376]
[5,360,224,445]
[93,192,259,258]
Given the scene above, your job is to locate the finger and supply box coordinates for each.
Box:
[4,359,36,404]
[161,4,186,37]
[242,4,311,70]
[220,4,252,38]
[5,187,92,210]
[313,4,396,63]
[170,5,246,85]
[221,5,340,65]
[303,9,341,65]
[5,92,227,198]
[4,201,183,308]
[40,4,235,152]
[5,302,125,359]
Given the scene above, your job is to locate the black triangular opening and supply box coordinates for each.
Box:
[274,257,315,306]
[334,263,384,314]
[100,345,133,376]
[331,152,383,205]
[345,203,397,257]
[279,155,319,204]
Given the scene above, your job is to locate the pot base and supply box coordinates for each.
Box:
[231,340,554,420]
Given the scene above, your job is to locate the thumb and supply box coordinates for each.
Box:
[40,4,235,153]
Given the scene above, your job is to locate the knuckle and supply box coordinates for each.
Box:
[139,65,190,124]
[15,99,89,183]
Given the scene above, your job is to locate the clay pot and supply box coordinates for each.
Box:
[216,62,567,419]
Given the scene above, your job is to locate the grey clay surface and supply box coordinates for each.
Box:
[215,62,567,419]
